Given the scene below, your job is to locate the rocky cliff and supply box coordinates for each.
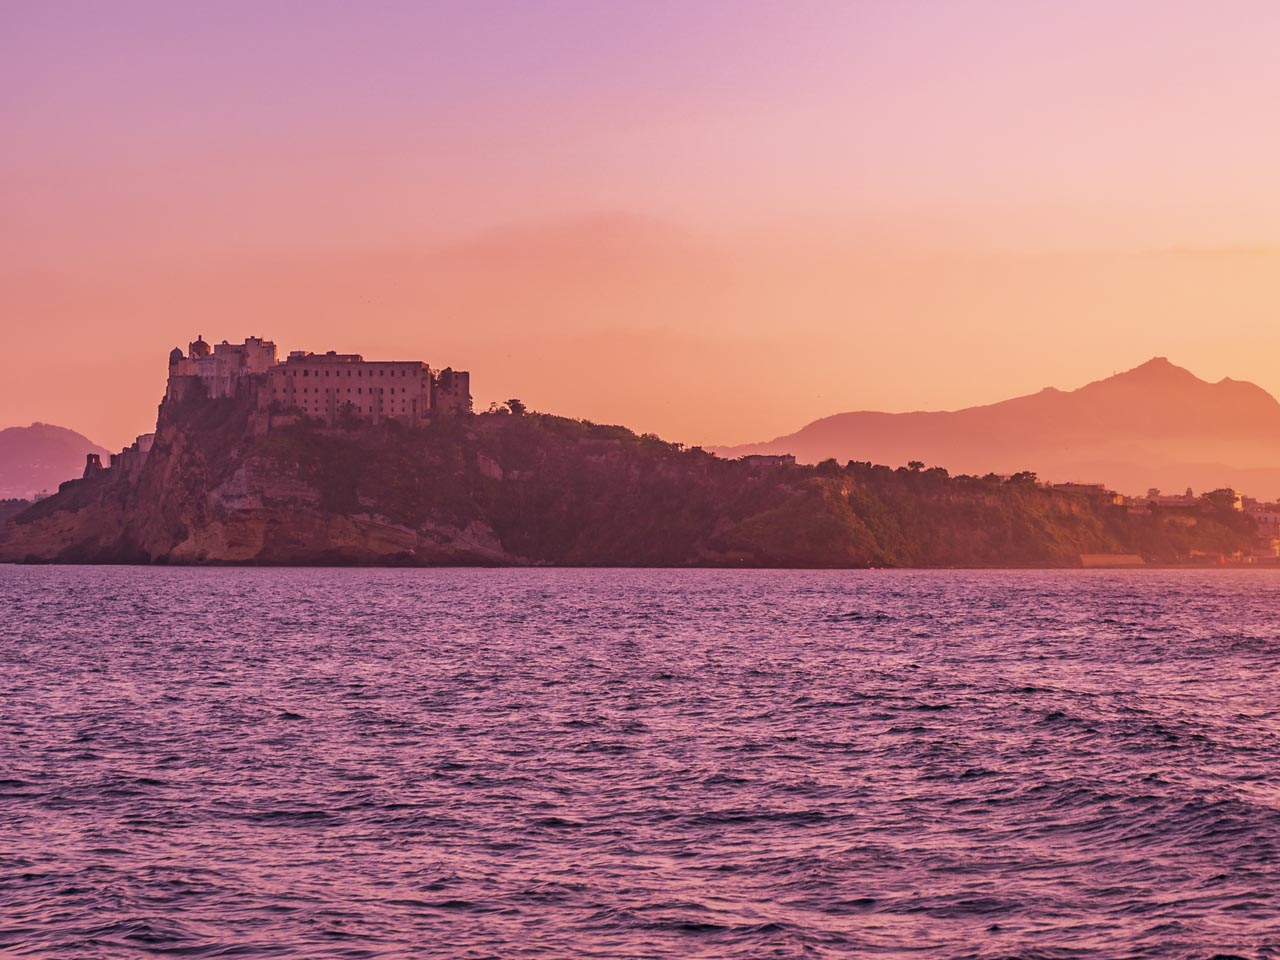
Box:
[0,387,1257,567]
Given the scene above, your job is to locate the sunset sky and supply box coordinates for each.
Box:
[5,0,1280,450]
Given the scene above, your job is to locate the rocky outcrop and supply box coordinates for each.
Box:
[0,386,1258,567]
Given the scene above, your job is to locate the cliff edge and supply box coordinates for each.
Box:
[0,387,1256,567]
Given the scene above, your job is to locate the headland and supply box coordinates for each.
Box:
[0,336,1258,567]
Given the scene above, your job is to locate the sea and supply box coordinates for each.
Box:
[1,567,1278,959]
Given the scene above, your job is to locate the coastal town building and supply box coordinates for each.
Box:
[1051,482,1125,506]
[1241,497,1280,557]
[740,454,797,468]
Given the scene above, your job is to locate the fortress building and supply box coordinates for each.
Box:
[73,335,471,492]
[271,351,438,426]
[168,335,278,400]
[166,335,472,426]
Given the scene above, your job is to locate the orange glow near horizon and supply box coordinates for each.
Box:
[5,2,1280,450]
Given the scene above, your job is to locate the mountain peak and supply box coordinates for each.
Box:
[1094,356,1202,390]
[713,357,1280,497]
[1126,356,1185,376]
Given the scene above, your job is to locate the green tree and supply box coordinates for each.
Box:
[1200,488,1238,513]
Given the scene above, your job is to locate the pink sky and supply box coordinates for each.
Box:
[4,1,1280,449]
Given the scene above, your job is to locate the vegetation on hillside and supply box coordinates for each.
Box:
[0,499,31,526]
[249,406,1255,566]
[3,389,1258,566]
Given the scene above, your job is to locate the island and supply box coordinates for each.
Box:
[0,335,1257,567]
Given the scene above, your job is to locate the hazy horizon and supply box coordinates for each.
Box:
[7,1,1280,451]
[5,347,1267,457]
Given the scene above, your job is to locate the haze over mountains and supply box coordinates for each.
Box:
[716,358,1280,499]
[0,424,110,500]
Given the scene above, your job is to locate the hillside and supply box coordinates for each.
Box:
[0,387,1254,567]
[0,423,111,499]
[715,358,1280,498]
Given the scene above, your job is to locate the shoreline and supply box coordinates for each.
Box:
[3,559,1274,571]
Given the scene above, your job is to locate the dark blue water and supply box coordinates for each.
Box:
[2,567,1278,958]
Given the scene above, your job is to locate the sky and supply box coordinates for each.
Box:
[4,0,1280,450]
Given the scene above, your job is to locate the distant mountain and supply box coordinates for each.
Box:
[714,358,1280,499]
[0,423,111,499]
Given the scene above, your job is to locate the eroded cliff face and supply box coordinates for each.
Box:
[0,387,1259,567]
[0,390,511,565]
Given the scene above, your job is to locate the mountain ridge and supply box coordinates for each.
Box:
[714,359,1280,497]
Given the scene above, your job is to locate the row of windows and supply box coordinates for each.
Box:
[295,403,415,415]
[286,367,418,378]
[287,394,416,407]
[295,395,411,404]
[298,404,413,412]
[294,395,414,407]
[277,386,417,395]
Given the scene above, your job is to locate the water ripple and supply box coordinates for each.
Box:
[1,567,1279,957]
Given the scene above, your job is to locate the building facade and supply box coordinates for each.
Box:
[168,335,278,400]
[431,368,471,417]
[269,351,434,426]
[165,335,472,425]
